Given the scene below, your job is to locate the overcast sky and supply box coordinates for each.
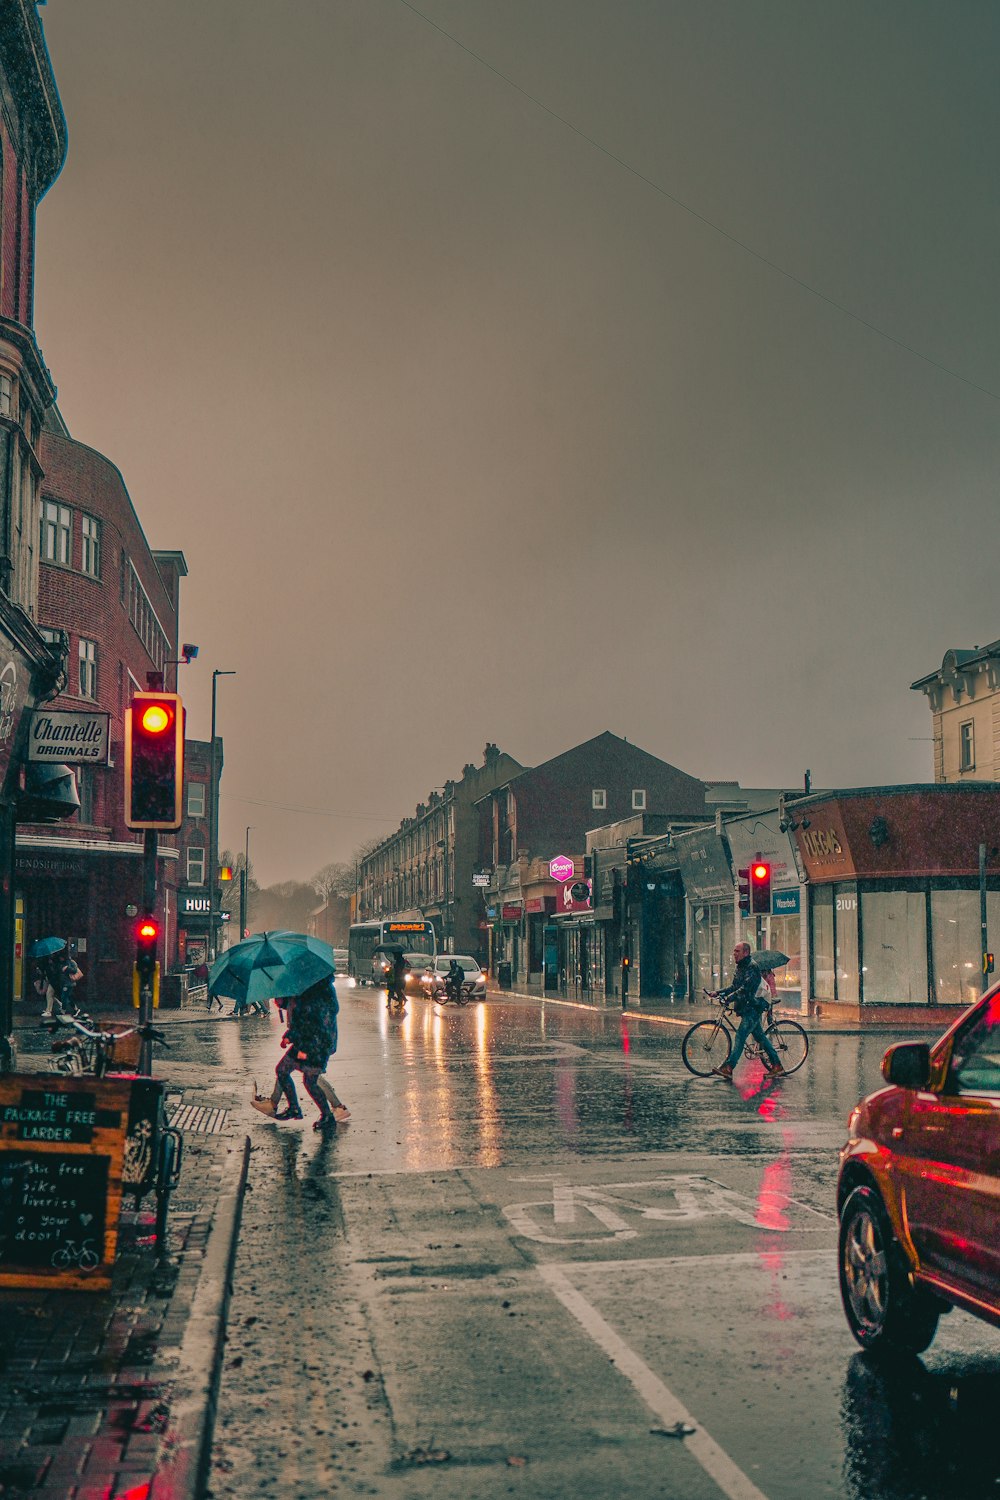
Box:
[33,0,1000,885]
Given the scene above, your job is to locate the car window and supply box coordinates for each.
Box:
[946,992,1000,1096]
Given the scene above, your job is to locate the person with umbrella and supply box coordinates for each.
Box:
[272,975,339,1130]
[709,941,785,1081]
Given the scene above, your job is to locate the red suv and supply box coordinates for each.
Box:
[837,985,1000,1353]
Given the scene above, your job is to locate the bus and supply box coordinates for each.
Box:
[347,919,437,983]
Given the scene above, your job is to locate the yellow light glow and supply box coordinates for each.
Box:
[140,704,171,734]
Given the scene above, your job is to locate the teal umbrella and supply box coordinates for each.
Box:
[208,931,336,1005]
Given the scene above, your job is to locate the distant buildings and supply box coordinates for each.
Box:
[912,643,1000,782]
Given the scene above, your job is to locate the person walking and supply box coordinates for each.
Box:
[710,941,784,1080]
[273,976,340,1130]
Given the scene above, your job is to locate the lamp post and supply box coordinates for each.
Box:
[240,826,253,939]
[207,669,235,961]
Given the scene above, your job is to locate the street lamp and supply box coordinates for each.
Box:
[207,669,235,961]
[240,825,253,939]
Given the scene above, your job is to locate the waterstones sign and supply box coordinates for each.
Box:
[28,710,109,765]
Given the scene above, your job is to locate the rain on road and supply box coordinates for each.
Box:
[153,991,1000,1500]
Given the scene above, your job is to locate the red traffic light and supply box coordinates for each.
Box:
[139,702,173,735]
[752,863,768,881]
[137,919,158,942]
[750,861,772,915]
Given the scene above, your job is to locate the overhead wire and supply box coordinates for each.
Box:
[395,0,999,404]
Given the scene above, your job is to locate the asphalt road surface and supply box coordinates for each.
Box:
[111,990,999,1500]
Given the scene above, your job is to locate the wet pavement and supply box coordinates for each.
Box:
[6,991,999,1499]
[185,989,999,1500]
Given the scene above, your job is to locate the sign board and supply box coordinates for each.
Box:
[725,815,800,892]
[28,710,110,764]
[0,1075,131,1290]
[548,855,575,883]
[0,647,32,796]
[472,873,489,888]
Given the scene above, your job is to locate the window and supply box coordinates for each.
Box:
[126,562,168,672]
[78,638,97,699]
[187,846,206,885]
[860,889,928,1004]
[632,789,647,811]
[931,888,1000,1005]
[187,781,206,818]
[592,789,607,810]
[0,373,12,417]
[959,720,975,771]
[39,627,61,646]
[947,992,1000,1095]
[81,515,100,577]
[41,501,71,565]
[811,887,835,1000]
[120,548,128,604]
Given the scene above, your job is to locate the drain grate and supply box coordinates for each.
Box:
[167,1103,230,1134]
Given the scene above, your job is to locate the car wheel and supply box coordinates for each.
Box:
[838,1185,941,1354]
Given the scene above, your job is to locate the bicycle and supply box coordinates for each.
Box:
[435,977,473,1007]
[40,1015,183,1247]
[681,989,809,1077]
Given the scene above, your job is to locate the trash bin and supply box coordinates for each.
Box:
[497,961,512,991]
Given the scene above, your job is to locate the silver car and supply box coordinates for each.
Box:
[422,955,487,1001]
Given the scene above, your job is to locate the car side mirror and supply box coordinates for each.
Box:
[882,1041,931,1089]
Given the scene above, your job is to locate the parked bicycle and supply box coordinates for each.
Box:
[40,1014,182,1246]
[681,990,809,1077]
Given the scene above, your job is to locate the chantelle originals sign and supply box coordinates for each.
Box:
[28,710,110,765]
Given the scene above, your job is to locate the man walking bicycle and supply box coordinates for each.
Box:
[710,942,784,1080]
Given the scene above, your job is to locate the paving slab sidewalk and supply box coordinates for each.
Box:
[0,1060,248,1500]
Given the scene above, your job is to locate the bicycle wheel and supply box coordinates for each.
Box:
[764,1019,808,1074]
[681,1019,732,1076]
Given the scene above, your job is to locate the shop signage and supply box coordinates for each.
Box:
[15,853,83,878]
[558,881,592,914]
[0,1075,131,1290]
[501,903,523,920]
[673,829,734,903]
[180,892,211,915]
[472,873,489,887]
[27,710,109,764]
[548,855,575,883]
[525,896,557,913]
[725,816,799,891]
[772,889,800,915]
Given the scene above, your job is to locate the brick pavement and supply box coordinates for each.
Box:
[0,1068,248,1500]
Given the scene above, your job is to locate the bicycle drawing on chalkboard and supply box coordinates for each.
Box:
[51,1238,99,1271]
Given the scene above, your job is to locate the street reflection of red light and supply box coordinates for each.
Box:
[115,1484,152,1500]
[756,1158,791,1231]
[620,1020,631,1055]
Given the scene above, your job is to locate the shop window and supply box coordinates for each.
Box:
[76,766,95,824]
[78,638,97,699]
[187,846,206,885]
[187,781,206,818]
[834,883,859,1003]
[930,888,1000,1005]
[632,789,646,810]
[959,721,975,771]
[811,887,835,1000]
[860,889,928,1004]
[592,789,607,810]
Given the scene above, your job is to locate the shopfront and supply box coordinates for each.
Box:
[793,785,1000,1011]
[725,812,805,1005]
[674,826,737,996]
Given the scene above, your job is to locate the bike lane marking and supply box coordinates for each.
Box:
[539,1258,772,1500]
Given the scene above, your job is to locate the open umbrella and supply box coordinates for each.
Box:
[208,930,336,1006]
[752,949,789,970]
[28,936,67,958]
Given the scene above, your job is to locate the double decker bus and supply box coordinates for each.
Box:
[347,919,437,983]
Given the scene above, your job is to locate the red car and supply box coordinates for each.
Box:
[837,985,1000,1353]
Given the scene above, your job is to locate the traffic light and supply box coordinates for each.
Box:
[125,692,184,829]
[136,918,158,980]
[750,861,772,915]
[737,867,752,917]
[133,917,161,1008]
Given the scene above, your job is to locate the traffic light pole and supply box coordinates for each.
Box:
[139,829,157,1074]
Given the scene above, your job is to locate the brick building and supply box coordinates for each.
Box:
[15,427,190,1009]
[0,3,69,1048]
[478,732,707,986]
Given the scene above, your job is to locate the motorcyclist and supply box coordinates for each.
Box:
[445,958,465,1003]
[389,949,409,1005]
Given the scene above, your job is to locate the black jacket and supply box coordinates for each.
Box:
[720,956,764,1016]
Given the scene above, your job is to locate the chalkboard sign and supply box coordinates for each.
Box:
[0,1075,131,1289]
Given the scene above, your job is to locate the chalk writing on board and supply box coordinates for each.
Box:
[0,1089,121,1144]
[0,1152,108,1270]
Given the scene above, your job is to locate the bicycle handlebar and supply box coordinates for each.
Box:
[40,1015,170,1047]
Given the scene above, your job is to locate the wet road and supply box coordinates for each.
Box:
[69,990,998,1499]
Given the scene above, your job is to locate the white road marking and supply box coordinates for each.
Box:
[539,1260,776,1500]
